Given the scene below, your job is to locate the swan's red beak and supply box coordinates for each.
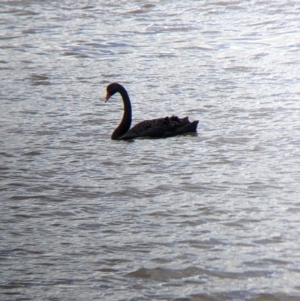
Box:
[105,92,111,103]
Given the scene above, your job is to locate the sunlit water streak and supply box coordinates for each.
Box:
[1,0,300,300]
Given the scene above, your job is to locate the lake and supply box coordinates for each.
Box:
[1,0,300,300]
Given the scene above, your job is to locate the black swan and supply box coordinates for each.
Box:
[105,83,199,140]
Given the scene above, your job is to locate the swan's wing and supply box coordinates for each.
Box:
[121,118,168,139]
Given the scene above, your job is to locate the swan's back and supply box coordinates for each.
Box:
[120,116,198,139]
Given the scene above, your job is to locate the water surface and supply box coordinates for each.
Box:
[1,0,300,300]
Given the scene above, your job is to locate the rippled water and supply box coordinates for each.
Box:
[1,1,300,300]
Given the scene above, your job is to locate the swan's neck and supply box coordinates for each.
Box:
[111,86,132,140]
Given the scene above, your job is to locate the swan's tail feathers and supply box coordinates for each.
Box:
[163,120,199,137]
[189,120,199,132]
[178,120,198,134]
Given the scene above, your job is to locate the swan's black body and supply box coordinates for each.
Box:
[105,83,199,140]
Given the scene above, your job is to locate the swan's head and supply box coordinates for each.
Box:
[105,82,121,102]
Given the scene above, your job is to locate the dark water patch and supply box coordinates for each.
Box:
[28,73,51,86]
[127,266,269,281]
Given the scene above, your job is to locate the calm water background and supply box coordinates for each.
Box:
[1,0,300,300]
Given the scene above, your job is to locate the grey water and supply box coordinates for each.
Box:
[1,0,300,300]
